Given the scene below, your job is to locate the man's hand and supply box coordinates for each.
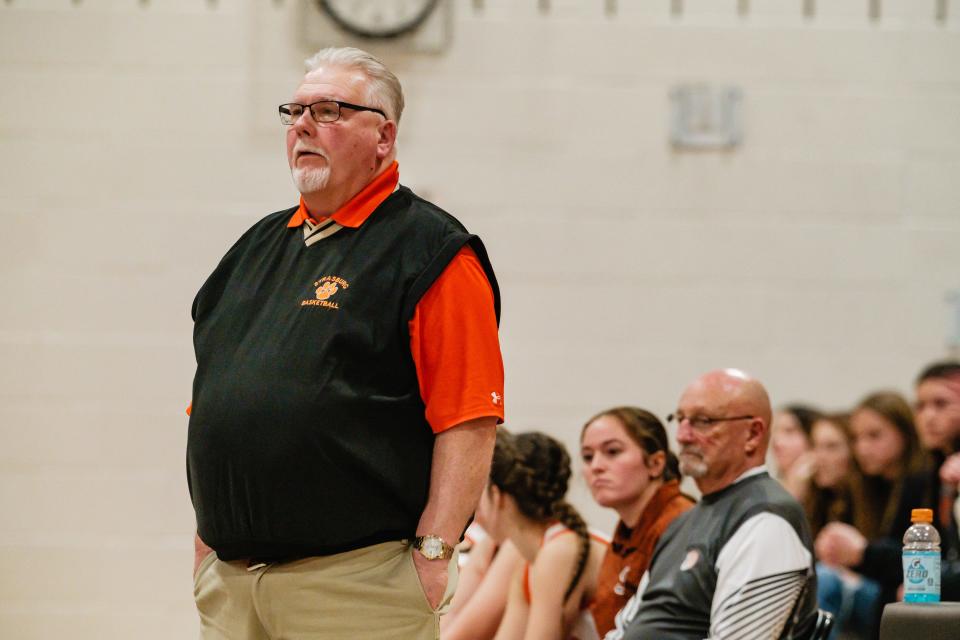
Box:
[815,522,867,568]
[194,532,214,576]
[413,417,497,607]
[412,551,449,610]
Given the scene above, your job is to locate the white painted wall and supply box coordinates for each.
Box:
[1,0,958,636]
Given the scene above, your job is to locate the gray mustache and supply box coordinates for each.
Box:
[295,144,329,158]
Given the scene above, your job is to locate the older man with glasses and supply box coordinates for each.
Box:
[606,369,818,640]
[186,47,503,640]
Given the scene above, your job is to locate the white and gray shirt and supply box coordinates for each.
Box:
[606,468,816,640]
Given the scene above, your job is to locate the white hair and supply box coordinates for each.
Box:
[304,47,404,124]
[291,164,330,194]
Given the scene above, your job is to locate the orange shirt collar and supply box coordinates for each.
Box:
[287,161,400,229]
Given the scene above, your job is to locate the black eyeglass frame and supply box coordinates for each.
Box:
[666,413,756,431]
[278,100,387,124]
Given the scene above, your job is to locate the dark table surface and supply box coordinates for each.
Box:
[879,602,960,640]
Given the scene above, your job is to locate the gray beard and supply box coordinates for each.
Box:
[679,453,707,478]
[292,165,330,194]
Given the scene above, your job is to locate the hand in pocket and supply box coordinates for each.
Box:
[412,552,449,610]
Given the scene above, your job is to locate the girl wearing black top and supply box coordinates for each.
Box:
[816,391,932,638]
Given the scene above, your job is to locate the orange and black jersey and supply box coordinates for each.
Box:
[288,162,504,432]
[187,164,502,560]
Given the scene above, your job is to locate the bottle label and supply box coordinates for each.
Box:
[902,550,941,603]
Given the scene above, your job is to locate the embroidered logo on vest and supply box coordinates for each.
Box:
[315,281,338,300]
[681,548,700,571]
[301,275,349,309]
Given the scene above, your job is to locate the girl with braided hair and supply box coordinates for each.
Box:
[477,430,607,640]
[580,407,694,637]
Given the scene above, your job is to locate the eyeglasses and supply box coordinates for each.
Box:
[278,100,386,125]
[666,413,755,432]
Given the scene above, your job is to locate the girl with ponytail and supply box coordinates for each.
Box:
[477,430,607,640]
[580,407,694,637]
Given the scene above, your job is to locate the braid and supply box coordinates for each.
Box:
[552,499,590,602]
[492,431,591,604]
[514,433,570,518]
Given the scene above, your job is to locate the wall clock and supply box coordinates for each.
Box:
[317,0,441,39]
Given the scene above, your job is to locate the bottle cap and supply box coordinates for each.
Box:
[910,508,933,523]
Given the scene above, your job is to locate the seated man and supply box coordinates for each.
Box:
[607,369,817,639]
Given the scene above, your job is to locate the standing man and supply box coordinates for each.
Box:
[187,47,503,639]
[607,369,817,639]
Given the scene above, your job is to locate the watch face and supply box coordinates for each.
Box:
[423,537,443,559]
[319,0,440,39]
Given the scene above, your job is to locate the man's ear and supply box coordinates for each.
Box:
[745,418,765,455]
[376,119,397,159]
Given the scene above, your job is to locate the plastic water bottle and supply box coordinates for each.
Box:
[902,508,941,603]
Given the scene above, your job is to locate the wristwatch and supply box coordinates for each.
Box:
[413,535,455,560]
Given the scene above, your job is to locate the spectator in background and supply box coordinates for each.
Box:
[771,404,821,500]
[803,413,858,539]
[579,407,694,637]
[803,413,877,640]
[607,369,817,640]
[914,361,960,600]
[816,391,931,637]
[479,431,608,640]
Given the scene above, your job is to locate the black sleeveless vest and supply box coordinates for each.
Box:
[187,186,499,560]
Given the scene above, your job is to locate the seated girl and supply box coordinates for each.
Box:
[477,430,607,640]
[771,404,821,500]
[802,413,877,639]
[579,406,694,637]
[816,392,932,637]
[803,413,857,539]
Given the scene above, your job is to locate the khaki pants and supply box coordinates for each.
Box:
[194,541,458,640]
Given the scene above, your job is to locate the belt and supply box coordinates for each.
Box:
[244,556,297,571]
[239,538,413,571]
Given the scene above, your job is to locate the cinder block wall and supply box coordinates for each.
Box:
[1,1,957,637]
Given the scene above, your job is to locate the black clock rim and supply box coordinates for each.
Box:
[317,0,441,40]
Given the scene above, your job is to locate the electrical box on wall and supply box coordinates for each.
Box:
[670,84,743,150]
[300,0,451,53]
